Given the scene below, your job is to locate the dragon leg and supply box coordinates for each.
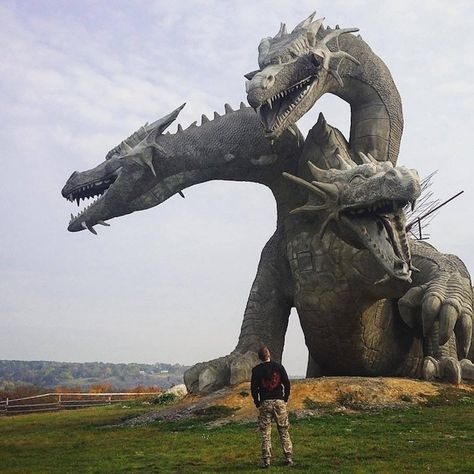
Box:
[184,227,294,393]
[398,241,474,383]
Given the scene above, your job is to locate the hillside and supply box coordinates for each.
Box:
[0,377,473,472]
[0,360,188,391]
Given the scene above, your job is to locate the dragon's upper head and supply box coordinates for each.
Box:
[61,104,185,233]
[246,12,359,138]
[284,153,421,283]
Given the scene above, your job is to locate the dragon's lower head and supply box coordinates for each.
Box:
[284,152,421,283]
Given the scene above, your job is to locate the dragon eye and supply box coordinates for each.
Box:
[349,174,365,185]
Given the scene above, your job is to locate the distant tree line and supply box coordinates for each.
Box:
[0,360,189,395]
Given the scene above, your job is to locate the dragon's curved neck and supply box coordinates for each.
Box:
[330,33,403,164]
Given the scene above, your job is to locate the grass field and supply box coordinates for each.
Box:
[0,389,473,473]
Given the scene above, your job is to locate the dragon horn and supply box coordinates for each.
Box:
[321,27,359,47]
[306,17,325,45]
[358,152,373,164]
[146,103,186,135]
[311,181,339,199]
[307,161,333,182]
[282,172,327,199]
[290,204,329,214]
[366,152,378,163]
[122,141,133,152]
[331,50,361,66]
[335,154,353,170]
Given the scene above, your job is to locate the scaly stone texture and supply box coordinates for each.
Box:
[62,13,473,393]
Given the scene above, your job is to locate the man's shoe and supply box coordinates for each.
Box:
[261,460,270,468]
[285,458,294,466]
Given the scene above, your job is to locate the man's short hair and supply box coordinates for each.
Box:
[258,346,271,361]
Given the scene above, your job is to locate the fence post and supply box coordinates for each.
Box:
[108,395,111,405]
[58,394,62,408]
[6,398,8,406]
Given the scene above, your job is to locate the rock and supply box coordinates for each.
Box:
[165,384,187,399]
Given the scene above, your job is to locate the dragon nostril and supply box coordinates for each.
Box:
[263,74,275,89]
[386,169,398,179]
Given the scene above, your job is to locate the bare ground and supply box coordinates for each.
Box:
[124,376,474,427]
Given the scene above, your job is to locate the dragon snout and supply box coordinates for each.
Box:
[62,171,79,197]
[246,64,285,107]
[385,167,421,199]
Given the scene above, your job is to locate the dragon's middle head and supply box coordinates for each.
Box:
[246,12,359,138]
[284,153,421,283]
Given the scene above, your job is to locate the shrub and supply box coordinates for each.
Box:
[151,392,178,406]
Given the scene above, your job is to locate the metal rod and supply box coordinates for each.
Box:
[406,190,464,232]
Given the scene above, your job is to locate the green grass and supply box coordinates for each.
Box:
[0,394,473,473]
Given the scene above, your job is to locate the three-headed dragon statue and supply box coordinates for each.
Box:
[62,12,474,393]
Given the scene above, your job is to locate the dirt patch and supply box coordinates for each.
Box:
[124,377,474,427]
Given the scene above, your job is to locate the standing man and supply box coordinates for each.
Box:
[251,346,293,468]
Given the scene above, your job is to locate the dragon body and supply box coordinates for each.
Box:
[62,13,474,392]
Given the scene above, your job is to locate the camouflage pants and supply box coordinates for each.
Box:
[258,399,293,463]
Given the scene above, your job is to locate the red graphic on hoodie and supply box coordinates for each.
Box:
[261,371,281,391]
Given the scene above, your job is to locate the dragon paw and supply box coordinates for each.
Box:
[398,270,473,356]
[421,356,474,384]
[183,350,259,394]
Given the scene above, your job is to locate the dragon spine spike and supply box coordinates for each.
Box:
[293,11,316,31]
[201,114,209,124]
[177,124,183,132]
[240,102,246,109]
[186,121,197,130]
[224,103,233,113]
[214,111,220,119]
[275,22,287,38]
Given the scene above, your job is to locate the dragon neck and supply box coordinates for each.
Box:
[327,32,403,164]
[148,106,301,220]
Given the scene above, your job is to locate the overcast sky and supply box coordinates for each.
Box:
[1,1,473,375]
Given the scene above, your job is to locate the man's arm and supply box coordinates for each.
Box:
[250,367,260,407]
[280,365,291,402]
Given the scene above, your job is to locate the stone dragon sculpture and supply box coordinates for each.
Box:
[62,13,474,392]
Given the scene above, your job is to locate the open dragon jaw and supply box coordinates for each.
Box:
[62,11,474,393]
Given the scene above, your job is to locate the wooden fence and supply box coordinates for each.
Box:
[0,392,155,416]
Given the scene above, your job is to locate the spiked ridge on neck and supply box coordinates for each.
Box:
[62,102,299,235]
